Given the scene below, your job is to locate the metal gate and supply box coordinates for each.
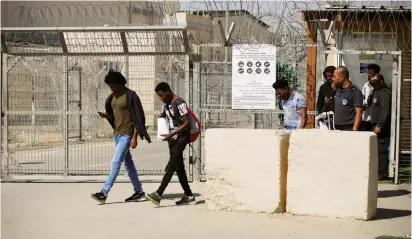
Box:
[1,26,191,179]
[191,44,313,181]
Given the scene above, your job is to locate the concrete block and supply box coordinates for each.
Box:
[205,129,290,213]
[287,129,379,220]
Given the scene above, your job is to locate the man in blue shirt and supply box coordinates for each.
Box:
[272,79,307,130]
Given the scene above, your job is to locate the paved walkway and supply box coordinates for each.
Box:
[1,182,410,239]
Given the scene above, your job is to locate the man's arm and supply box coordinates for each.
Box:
[297,94,307,129]
[130,128,138,149]
[377,91,391,129]
[353,107,363,131]
[316,87,325,115]
[353,89,364,131]
[168,114,190,138]
[299,107,307,129]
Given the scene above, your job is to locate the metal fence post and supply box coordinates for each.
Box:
[184,53,193,181]
[192,45,202,181]
[389,56,399,178]
[62,56,69,176]
[394,55,402,184]
[1,53,8,177]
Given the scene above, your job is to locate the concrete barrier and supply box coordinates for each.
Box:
[205,129,290,213]
[287,129,379,220]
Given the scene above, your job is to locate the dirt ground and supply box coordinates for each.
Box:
[1,181,410,239]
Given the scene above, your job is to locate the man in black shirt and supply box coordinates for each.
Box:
[317,66,336,114]
[317,66,336,128]
[369,74,391,180]
[146,82,196,206]
[333,66,363,131]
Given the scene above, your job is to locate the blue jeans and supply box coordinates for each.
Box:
[284,125,298,130]
[101,134,142,195]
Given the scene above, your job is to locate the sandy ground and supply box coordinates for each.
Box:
[1,182,411,239]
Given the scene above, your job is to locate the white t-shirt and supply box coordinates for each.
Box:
[362,82,373,122]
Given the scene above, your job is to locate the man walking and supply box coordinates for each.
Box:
[361,64,381,131]
[317,66,337,128]
[369,74,391,180]
[91,70,151,204]
[272,79,307,130]
[146,82,195,206]
[333,66,363,131]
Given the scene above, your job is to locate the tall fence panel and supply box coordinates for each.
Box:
[1,26,191,178]
[193,44,313,181]
[4,56,66,175]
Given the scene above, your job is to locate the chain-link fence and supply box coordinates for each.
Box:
[1,27,191,177]
[191,44,315,180]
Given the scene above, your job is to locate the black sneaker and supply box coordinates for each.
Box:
[125,191,146,202]
[175,195,196,206]
[145,192,161,206]
[91,191,107,204]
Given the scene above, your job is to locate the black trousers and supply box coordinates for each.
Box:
[361,121,373,132]
[157,137,193,196]
[334,124,354,131]
[373,125,390,177]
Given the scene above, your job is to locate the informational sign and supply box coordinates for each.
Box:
[232,44,276,109]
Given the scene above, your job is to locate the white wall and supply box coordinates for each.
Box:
[340,33,398,90]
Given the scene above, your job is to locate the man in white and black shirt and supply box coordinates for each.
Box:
[146,82,195,206]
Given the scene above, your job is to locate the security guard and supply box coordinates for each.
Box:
[333,66,363,131]
[369,74,391,180]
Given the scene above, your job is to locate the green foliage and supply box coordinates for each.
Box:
[276,60,300,90]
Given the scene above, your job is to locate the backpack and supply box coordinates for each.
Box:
[187,108,201,143]
[165,102,201,143]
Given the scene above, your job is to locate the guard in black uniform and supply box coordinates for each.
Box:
[333,66,363,131]
[369,74,391,180]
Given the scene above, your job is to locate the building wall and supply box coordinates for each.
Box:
[1,1,164,27]
[340,33,397,90]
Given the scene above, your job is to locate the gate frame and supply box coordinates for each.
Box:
[1,25,191,181]
[321,49,402,183]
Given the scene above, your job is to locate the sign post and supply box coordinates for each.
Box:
[232,44,276,110]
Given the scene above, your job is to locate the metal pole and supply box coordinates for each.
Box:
[184,54,192,180]
[62,56,69,176]
[0,53,2,178]
[193,45,201,181]
[31,71,35,146]
[1,53,8,177]
[394,55,402,184]
[389,57,398,178]
[79,67,83,141]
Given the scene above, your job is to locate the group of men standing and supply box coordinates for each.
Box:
[273,63,391,180]
[316,64,392,180]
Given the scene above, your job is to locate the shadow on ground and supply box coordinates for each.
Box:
[161,193,202,200]
[100,193,202,205]
[156,200,206,208]
[378,190,411,198]
[372,208,411,220]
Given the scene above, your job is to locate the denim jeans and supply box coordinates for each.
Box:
[101,134,142,195]
[284,125,298,130]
